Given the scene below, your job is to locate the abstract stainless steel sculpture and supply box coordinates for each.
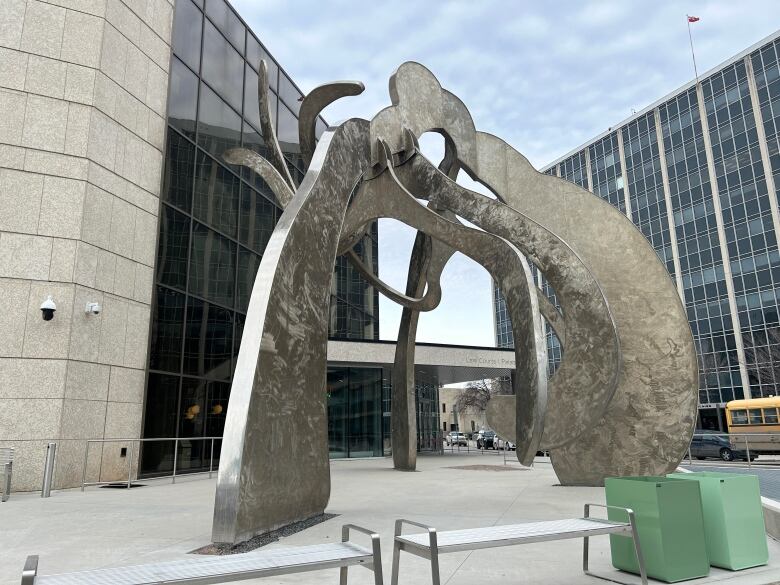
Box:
[212,61,698,544]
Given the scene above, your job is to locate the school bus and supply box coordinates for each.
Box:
[726,396,780,453]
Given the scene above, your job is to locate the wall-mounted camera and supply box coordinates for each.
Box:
[84,302,102,315]
[40,296,56,321]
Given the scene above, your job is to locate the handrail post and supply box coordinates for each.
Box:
[41,442,57,498]
[127,441,134,489]
[81,440,90,492]
[209,438,215,479]
[172,437,178,484]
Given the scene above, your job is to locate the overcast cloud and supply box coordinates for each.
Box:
[231,0,780,346]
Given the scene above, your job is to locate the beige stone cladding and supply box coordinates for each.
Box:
[0,0,172,491]
[438,386,489,436]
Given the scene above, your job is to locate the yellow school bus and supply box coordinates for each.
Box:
[726,396,780,453]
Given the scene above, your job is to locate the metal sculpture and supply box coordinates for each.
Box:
[212,61,698,544]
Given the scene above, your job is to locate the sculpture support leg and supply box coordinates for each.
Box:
[391,232,428,471]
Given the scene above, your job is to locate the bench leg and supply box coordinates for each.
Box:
[391,542,401,585]
[339,566,348,585]
[628,512,648,585]
[430,552,441,585]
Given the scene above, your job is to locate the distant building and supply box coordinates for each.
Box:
[495,30,780,431]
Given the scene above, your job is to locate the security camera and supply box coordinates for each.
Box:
[40,295,56,321]
[85,302,102,315]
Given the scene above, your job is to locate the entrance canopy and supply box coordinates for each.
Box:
[326,340,515,385]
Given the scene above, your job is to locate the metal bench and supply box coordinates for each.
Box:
[391,504,647,585]
[1,447,13,502]
[21,524,383,585]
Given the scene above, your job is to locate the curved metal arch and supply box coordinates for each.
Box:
[394,152,619,450]
[346,141,547,464]
[471,130,698,484]
[298,81,365,170]
[223,148,295,208]
[212,118,373,544]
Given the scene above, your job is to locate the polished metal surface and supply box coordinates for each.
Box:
[255,59,295,191]
[471,129,698,484]
[298,80,365,169]
[215,59,698,542]
[212,119,371,544]
[223,148,294,208]
[343,142,547,465]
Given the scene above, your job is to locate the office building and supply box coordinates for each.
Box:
[495,30,780,430]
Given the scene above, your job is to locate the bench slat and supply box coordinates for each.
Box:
[397,518,631,552]
[36,542,373,585]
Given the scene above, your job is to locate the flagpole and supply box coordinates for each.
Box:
[687,15,700,84]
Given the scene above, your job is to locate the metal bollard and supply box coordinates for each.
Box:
[41,442,57,498]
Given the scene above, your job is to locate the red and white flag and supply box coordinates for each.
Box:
[688,15,700,23]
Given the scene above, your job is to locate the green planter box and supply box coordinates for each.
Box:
[605,476,709,582]
[668,472,768,570]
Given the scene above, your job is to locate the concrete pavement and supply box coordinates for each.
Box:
[2,452,780,584]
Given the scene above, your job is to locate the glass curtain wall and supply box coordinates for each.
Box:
[505,33,780,429]
[142,0,378,475]
[327,367,383,458]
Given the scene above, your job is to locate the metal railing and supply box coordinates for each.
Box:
[685,432,780,469]
[81,436,222,491]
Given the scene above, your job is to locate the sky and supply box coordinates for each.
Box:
[231,0,780,347]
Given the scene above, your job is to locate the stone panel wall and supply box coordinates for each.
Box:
[0,0,172,491]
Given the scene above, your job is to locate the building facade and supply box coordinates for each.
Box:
[0,0,519,492]
[495,30,780,430]
[140,0,385,476]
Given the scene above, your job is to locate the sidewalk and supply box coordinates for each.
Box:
[2,452,779,584]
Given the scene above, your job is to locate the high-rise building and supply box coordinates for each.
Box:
[495,30,780,430]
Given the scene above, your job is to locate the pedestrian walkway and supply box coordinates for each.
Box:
[3,453,780,585]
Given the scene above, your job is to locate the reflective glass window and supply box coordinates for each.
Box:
[278,72,302,114]
[162,131,195,212]
[277,101,299,154]
[764,407,779,423]
[171,0,202,72]
[168,58,198,140]
[188,222,236,306]
[183,297,233,379]
[149,286,185,372]
[197,82,241,157]
[236,247,259,313]
[201,20,244,112]
[141,373,179,474]
[206,381,230,439]
[239,185,276,254]
[157,206,190,290]
[177,377,209,468]
[246,35,278,90]
[204,0,244,54]
[193,150,239,238]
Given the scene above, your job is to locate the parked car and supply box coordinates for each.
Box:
[689,432,755,462]
[476,430,497,450]
[445,432,467,446]
[496,437,516,451]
